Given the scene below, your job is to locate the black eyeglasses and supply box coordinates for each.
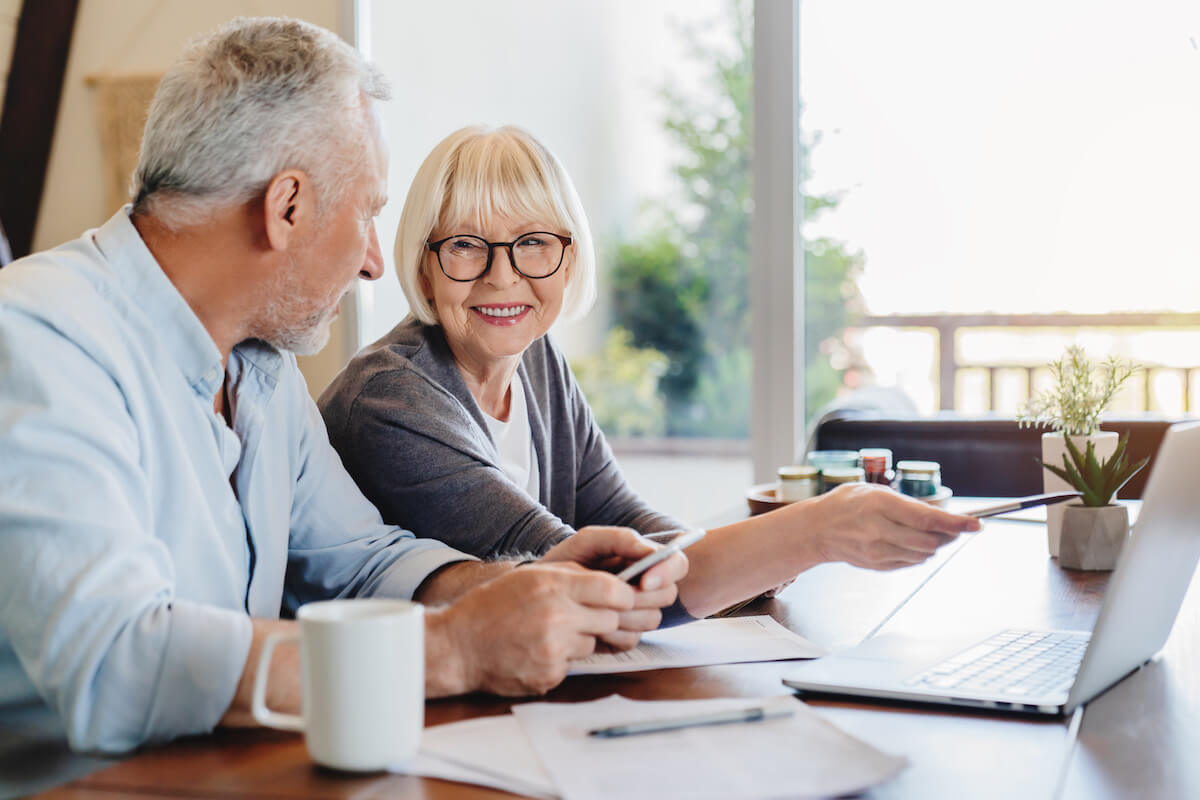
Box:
[426,231,573,282]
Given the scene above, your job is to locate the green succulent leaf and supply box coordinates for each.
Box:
[1038,431,1148,507]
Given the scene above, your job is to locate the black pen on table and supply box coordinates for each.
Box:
[587,704,795,738]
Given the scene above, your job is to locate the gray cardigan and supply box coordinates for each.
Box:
[318,318,687,559]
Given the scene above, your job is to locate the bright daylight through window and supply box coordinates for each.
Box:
[801,0,1200,420]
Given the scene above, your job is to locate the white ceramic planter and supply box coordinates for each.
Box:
[1041,431,1118,557]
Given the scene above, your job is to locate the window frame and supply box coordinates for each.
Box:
[750,0,804,482]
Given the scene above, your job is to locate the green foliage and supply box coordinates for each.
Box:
[570,328,668,437]
[677,348,752,437]
[602,0,865,437]
[804,236,864,414]
[609,233,707,403]
[1040,432,1149,507]
[1018,345,1140,436]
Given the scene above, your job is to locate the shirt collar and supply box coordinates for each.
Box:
[90,207,284,396]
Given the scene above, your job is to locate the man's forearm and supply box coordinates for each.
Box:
[221,618,300,727]
[413,559,518,605]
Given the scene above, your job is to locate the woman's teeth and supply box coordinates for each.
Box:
[476,305,528,318]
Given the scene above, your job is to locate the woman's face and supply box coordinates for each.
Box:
[421,216,571,375]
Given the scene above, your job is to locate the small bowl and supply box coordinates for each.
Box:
[746,482,953,515]
[922,486,954,507]
[746,483,794,516]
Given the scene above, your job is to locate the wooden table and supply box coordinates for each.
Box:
[32,505,1200,799]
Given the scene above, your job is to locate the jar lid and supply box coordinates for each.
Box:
[822,466,865,483]
[808,450,860,464]
[858,448,892,460]
[896,459,940,475]
[778,465,819,479]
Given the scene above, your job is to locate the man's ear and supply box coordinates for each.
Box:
[262,169,311,251]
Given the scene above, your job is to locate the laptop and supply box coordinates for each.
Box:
[782,420,1200,716]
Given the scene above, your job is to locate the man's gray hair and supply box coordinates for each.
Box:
[132,17,389,229]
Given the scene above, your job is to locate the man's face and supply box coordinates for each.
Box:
[260,127,388,355]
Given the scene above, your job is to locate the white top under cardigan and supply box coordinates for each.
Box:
[482,372,540,499]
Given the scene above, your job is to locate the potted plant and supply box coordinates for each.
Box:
[1039,433,1148,570]
[1017,345,1139,557]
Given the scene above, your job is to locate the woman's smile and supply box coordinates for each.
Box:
[472,303,532,326]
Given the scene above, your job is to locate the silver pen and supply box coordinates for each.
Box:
[966,491,1082,519]
[587,704,795,738]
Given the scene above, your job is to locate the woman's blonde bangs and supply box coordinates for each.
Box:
[437,131,573,238]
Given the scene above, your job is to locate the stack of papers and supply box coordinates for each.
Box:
[396,695,906,799]
[392,617,900,797]
[569,615,827,675]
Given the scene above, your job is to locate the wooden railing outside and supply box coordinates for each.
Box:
[856,312,1200,412]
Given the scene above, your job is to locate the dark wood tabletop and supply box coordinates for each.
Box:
[31,503,1200,799]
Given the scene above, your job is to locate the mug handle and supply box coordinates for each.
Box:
[251,631,304,732]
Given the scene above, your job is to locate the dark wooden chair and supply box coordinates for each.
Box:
[812,413,1175,498]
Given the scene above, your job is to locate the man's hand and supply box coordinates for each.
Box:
[806,483,981,570]
[544,526,689,650]
[424,562,635,697]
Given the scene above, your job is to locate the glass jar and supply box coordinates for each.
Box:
[858,448,893,485]
[894,460,942,498]
[820,466,865,494]
[808,450,861,474]
[777,465,819,502]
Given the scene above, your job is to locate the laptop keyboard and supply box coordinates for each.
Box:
[905,629,1090,698]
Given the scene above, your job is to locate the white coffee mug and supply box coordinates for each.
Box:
[251,598,424,771]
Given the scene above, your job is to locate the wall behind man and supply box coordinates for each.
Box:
[27,0,352,398]
[0,0,18,109]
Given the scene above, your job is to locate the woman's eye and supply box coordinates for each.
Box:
[517,235,547,248]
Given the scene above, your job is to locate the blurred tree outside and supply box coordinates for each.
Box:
[571,328,669,437]
[574,0,864,437]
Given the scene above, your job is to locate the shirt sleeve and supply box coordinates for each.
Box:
[0,312,251,753]
[281,365,477,611]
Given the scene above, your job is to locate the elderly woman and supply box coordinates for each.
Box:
[318,125,978,622]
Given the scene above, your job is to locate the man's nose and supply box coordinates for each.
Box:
[359,223,384,281]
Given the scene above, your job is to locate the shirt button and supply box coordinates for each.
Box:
[204,367,219,383]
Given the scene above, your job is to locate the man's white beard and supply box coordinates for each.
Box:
[267,302,334,355]
[254,260,340,355]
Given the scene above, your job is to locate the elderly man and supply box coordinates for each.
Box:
[0,17,683,756]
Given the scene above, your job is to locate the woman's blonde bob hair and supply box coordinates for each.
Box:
[395,125,597,326]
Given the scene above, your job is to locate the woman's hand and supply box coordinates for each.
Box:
[802,483,981,570]
[679,484,980,618]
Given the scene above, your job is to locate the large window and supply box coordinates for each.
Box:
[800,0,1200,421]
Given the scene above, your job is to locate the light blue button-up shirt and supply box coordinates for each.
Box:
[0,209,473,753]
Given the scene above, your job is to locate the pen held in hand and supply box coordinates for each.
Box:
[966,491,1083,519]
[587,703,795,738]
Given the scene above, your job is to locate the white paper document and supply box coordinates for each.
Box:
[392,714,557,799]
[569,615,827,675]
[513,694,908,800]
